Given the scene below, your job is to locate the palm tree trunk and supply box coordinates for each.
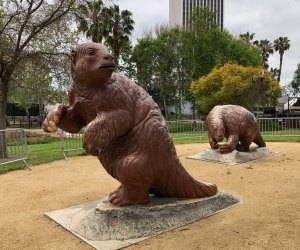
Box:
[278,53,283,82]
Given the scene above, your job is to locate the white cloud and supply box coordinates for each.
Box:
[117,0,169,41]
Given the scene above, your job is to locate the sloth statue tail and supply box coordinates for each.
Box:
[151,160,218,198]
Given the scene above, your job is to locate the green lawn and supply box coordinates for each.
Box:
[172,133,300,144]
[1,132,300,174]
[0,139,86,174]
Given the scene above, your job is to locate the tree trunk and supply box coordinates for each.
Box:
[192,100,196,120]
[178,103,182,120]
[0,78,9,159]
[278,53,283,82]
[178,90,182,120]
[163,97,168,120]
[38,98,44,127]
[113,50,120,70]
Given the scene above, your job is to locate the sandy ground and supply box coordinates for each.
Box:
[0,142,299,250]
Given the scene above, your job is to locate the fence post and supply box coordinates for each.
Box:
[0,130,7,159]
[0,129,31,170]
[60,131,84,160]
[61,132,67,160]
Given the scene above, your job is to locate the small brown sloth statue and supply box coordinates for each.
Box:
[43,42,217,206]
[206,105,266,154]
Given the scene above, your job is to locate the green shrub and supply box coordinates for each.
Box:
[26,136,60,145]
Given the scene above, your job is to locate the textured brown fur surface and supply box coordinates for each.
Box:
[43,42,217,206]
[206,105,266,154]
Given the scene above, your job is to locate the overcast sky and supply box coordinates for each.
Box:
[116,0,300,88]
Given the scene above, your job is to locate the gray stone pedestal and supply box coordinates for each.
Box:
[187,147,276,165]
[46,191,240,250]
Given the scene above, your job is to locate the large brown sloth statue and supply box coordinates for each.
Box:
[43,42,217,206]
[206,105,266,154]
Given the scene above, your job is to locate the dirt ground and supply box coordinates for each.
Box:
[0,142,299,250]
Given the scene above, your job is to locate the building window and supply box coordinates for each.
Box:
[172,0,223,30]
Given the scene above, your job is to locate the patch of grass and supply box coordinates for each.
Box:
[26,136,60,145]
[263,136,300,142]
[0,140,86,174]
[1,131,300,175]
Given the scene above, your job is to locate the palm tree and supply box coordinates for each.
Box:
[75,0,109,43]
[240,32,255,44]
[253,39,274,69]
[274,37,291,82]
[269,67,280,81]
[105,4,134,68]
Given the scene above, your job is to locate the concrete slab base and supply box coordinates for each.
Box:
[45,191,240,250]
[187,147,277,165]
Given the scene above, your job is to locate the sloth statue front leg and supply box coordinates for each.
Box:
[218,135,239,154]
[83,110,133,156]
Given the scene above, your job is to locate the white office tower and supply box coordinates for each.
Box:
[169,0,224,29]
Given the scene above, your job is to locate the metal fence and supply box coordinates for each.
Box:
[166,117,300,137]
[258,117,300,136]
[60,131,84,160]
[0,129,30,170]
[166,120,205,142]
[59,120,206,158]
[59,117,300,158]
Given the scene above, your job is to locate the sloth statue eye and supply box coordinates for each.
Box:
[87,49,95,55]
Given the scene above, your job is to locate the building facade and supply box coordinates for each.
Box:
[169,0,224,30]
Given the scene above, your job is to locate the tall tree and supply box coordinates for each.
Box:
[290,63,300,94]
[132,32,178,119]
[152,28,181,119]
[0,0,74,129]
[75,0,109,43]
[8,14,76,122]
[274,36,291,82]
[253,39,274,69]
[105,4,134,68]
[189,6,217,32]
[132,36,155,92]
[8,53,71,125]
[133,7,261,119]
[117,41,136,80]
[191,62,281,113]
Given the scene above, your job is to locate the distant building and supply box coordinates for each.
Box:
[283,95,300,116]
[169,0,224,30]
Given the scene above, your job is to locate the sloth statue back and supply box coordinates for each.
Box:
[206,105,266,154]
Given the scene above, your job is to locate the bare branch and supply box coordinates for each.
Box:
[19,0,74,53]
[29,0,44,14]
[0,11,23,35]
[15,49,70,66]
[15,0,35,52]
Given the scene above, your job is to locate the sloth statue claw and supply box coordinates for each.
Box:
[43,42,218,206]
[206,105,266,154]
[43,104,64,133]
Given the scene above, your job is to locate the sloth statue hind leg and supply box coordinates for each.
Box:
[236,137,253,152]
[108,155,152,206]
[253,132,266,147]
